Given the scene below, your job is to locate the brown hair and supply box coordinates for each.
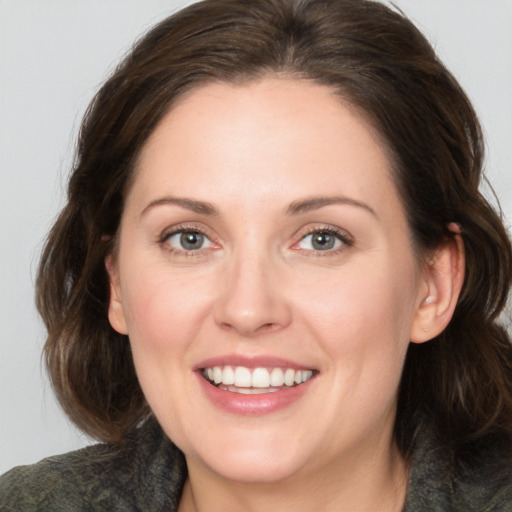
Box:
[37,0,512,457]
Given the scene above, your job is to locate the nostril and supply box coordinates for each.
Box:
[219,321,234,331]
[217,320,281,336]
[260,322,279,332]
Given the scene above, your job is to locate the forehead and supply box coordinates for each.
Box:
[129,77,401,221]
[140,77,388,163]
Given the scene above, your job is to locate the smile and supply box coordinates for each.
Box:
[202,366,315,394]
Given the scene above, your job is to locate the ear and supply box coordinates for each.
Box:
[105,254,129,335]
[410,223,465,343]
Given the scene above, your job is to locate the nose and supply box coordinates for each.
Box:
[213,251,292,337]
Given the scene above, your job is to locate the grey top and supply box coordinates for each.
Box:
[1,417,511,511]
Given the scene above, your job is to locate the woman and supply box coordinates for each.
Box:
[1,0,511,510]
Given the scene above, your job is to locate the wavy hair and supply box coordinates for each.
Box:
[36,0,512,456]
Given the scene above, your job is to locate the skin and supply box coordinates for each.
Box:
[106,78,464,511]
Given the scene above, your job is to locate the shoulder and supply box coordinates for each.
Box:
[0,417,187,511]
[405,424,512,512]
[0,444,117,511]
[451,438,512,512]
[0,444,128,510]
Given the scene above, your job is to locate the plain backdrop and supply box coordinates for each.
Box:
[1,0,511,474]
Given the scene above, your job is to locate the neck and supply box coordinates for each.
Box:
[178,436,409,512]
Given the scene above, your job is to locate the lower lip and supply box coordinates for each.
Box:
[197,373,314,416]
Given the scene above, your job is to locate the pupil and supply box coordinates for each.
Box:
[312,232,334,250]
[181,232,203,250]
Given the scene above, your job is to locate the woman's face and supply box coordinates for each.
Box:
[107,78,430,483]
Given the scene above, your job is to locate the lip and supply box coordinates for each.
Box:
[195,355,317,416]
[195,355,312,371]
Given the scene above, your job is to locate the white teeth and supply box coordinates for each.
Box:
[270,368,285,387]
[234,366,252,387]
[203,365,314,389]
[252,368,270,388]
[213,366,222,384]
[222,366,235,385]
[284,368,295,386]
[228,386,281,394]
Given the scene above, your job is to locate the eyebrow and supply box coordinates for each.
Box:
[140,197,219,218]
[285,196,377,217]
[139,194,377,219]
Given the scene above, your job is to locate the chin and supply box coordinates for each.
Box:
[201,448,308,484]
[178,425,314,484]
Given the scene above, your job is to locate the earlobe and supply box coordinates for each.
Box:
[105,254,129,335]
[410,223,465,343]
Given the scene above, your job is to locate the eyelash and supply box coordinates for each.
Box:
[159,224,216,257]
[293,226,354,256]
[158,224,354,257]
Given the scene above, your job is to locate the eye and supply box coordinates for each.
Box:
[164,229,213,252]
[296,229,351,252]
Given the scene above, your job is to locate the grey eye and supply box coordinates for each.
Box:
[166,230,212,251]
[298,231,343,251]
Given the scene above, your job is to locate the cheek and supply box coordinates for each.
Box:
[120,268,214,354]
[119,270,213,418]
[297,256,417,371]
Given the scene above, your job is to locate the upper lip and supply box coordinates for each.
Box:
[195,354,316,371]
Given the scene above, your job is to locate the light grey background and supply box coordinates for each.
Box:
[1,0,511,474]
